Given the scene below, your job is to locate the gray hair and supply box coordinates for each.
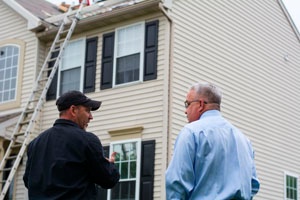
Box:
[190,82,222,104]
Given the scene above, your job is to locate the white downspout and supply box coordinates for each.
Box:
[159,1,173,199]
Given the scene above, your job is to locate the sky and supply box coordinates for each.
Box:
[282,0,300,32]
[46,0,300,32]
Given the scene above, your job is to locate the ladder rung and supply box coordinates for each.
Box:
[29,99,39,104]
[19,120,30,126]
[1,167,12,172]
[38,78,49,82]
[56,38,66,44]
[48,57,58,62]
[14,132,25,137]
[33,88,43,93]
[0,180,7,184]
[6,155,17,160]
[24,108,34,114]
[11,144,22,149]
[43,67,54,72]
[60,29,70,34]
[51,48,60,53]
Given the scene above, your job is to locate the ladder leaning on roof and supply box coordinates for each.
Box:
[0,1,87,199]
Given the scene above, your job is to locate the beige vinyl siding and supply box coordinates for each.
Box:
[0,1,39,199]
[40,14,168,199]
[0,2,38,110]
[170,0,300,199]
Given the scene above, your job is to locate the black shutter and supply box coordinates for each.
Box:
[96,145,109,199]
[84,37,98,93]
[46,50,59,101]
[144,20,159,81]
[140,140,155,200]
[101,32,115,90]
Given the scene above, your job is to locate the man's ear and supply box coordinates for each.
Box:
[69,105,78,116]
[197,99,205,112]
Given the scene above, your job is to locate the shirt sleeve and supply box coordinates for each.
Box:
[165,127,197,199]
[85,132,120,189]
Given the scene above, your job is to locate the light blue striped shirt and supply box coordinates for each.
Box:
[166,110,260,200]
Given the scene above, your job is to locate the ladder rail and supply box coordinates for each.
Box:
[0,1,87,198]
[0,2,73,173]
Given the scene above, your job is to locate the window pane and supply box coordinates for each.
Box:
[3,91,9,101]
[12,67,17,77]
[111,181,135,200]
[62,39,84,70]
[10,78,16,89]
[0,60,5,69]
[60,67,80,95]
[4,80,10,90]
[129,161,136,178]
[116,53,140,84]
[121,162,129,179]
[13,46,19,55]
[117,24,142,57]
[6,46,13,57]
[10,90,15,100]
[6,57,12,68]
[12,55,18,66]
[0,70,4,79]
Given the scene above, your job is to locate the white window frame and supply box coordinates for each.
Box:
[0,44,20,103]
[57,38,86,97]
[108,139,141,200]
[284,171,299,200]
[112,22,145,88]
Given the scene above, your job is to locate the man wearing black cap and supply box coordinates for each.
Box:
[23,90,120,199]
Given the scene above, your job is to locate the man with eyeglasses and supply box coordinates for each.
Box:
[165,82,260,200]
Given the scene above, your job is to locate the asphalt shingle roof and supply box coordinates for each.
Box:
[15,0,62,20]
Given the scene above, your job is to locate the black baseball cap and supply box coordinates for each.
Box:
[56,90,101,111]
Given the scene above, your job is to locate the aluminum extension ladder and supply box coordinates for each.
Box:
[0,1,87,198]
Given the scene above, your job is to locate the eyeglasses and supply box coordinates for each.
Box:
[184,100,208,108]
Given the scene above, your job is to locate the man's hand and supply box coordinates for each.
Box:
[106,152,117,163]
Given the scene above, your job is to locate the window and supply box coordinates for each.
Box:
[58,39,85,95]
[46,37,98,100]
[114,23,144,86]
[99,140,155,200]
[0,45,19,103]
[101,20,159,90]
[109,139,141,200]
[285,173,298,200]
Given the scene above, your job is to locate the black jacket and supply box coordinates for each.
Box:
[23,119,120,199]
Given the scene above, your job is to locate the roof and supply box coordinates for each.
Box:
[15,0,62,20]
[36,0,161,41]
[4,0,163,31]
[2,0,61,30]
